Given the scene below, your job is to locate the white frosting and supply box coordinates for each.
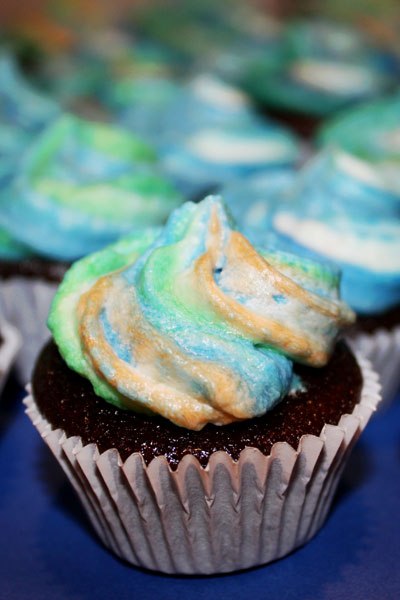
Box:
[186,130,288,164]
[274,212,400,273]
[290,60,377,95]
[336,151,400,195]
[190,75,249,110]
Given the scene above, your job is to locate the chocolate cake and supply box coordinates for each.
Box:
[33,338,362,470]
[0,257,69,283]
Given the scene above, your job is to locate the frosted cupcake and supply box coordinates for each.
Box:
[220,168,297,232]
[243,19,400,137]
[156,76,300,198]
[0,113,182,382]
[26,196,379,574]
[273,148,400,404]
[0,53,59,182]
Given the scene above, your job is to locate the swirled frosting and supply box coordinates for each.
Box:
[0,114,183,261]
[49,196,354,430]
[244,20,400,116]
[160,121,299,197]
[319,91,400,193]
[0,54,59,181]
[220,169,296,231]
[273,149,400,314]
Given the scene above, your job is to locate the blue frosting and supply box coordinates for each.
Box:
[220,169,297,230]
[318,90,400,166]
[0,114,183,261]
[243,20,400,116]
[0,54,60,182]
[272,149,400,314]
[104,72,300,198]
[160,120,299,198]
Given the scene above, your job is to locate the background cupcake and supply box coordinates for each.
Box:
[241,19,400,137]
[271,148,400,405]
[0,53,59,182]
[0,113,182,383]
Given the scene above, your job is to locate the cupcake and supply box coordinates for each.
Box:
[242,19,400,138]
[0,53,60,182]
[0,113,182,383]
[155,76,300,199]
[272,148,400,405]
[105,71,300,198]
[25,196,379,574]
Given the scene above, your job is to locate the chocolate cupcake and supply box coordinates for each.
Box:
[25,197,380,574]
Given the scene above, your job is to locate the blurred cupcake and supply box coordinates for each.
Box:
[272,148,400,405]
[26,196,379,574]
[318,89,400,174]
[160,121,299,199]
[0,53,60,182]
[0,113,182,383]
[220,168,297,232]
[143,74,300,198]
[243,19,400,137]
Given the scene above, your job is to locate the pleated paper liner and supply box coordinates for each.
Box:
[0,319,21,394]
[24,353,380,575]
[0,277,58,385]
[349,326,400,409]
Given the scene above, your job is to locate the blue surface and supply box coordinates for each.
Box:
[0,374,399,600]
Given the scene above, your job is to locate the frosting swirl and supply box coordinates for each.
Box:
[0,114,183,261]
[49,197,354,430]
[319,91,400,194]
[273,149,400,313]
[243,20,400,115]
[0,54,59,181]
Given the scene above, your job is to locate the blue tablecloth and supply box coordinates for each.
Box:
[1,375,399,600]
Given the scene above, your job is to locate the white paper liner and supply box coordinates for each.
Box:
[0,319,21,394]
[24,353,380,575]
[0,277,59,386]
[348,326,400,410]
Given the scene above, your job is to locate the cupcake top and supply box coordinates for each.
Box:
[49,196,354,430]
[104,72,300,196]
[161,73,258,133]
[273,149,400,314]
[160,118,299,197]
[319,91,400,193]
[0,54,59,180]
[220,169,296,231]
[243,19,400,116]
[0,114,183,261]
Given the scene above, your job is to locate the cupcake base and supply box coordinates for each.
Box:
[24,349,380,574]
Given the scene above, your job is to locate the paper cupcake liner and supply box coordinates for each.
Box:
[0,319,21,394]
[24,353,380,575]
[0,277,59,385]
[348,326,400,410]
